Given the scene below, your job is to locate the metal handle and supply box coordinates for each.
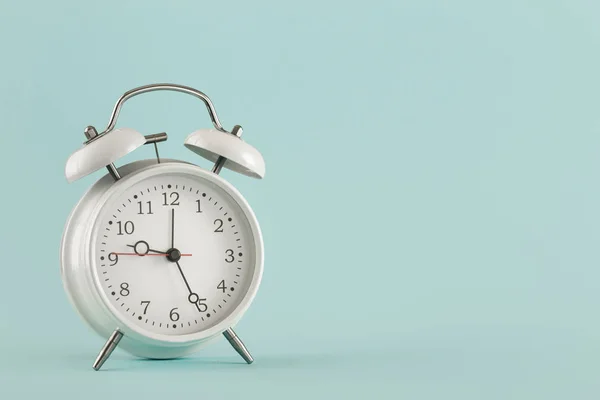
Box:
[99,83,230,135]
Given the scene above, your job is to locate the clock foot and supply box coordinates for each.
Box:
[223,328,253,364]
[92,329,123,371]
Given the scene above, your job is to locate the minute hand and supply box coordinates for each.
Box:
[174,260,202,312]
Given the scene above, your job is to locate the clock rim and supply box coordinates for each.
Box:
[66,160,264,348]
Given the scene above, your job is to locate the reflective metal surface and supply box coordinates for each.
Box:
[92,329,123,371]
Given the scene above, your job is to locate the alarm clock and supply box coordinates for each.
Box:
[60,84,265,370]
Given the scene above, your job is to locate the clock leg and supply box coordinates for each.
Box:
[223,328,254,364]
[92,329,123,371]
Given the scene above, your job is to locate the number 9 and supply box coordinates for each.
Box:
[108,252,119,266]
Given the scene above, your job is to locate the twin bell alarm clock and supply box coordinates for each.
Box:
[60,84,265,370]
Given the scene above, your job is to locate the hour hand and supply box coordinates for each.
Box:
[122,240,192,258]
[126,240,165,256]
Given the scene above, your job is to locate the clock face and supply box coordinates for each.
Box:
[91,170,258,336]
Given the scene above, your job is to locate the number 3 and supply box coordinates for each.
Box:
[225,249,235,263]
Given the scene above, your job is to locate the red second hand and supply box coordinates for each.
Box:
[112,252,193,256]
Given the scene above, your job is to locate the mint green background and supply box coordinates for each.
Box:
[1,0,599,398]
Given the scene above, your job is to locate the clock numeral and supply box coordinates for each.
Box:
[140,301,151,314]
[225,249,235,263]
[120,282,130,296]
[117,220,134,235]
[169,307,180,321]
[137,201,153,215]
[217,280,228,293]
[197,298,208,312]
[195,199,203,213]
[108,252,119,266]
[214,219,224,233]
[162,192,180,206]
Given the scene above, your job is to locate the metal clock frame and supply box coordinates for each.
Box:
[67,83,258,370]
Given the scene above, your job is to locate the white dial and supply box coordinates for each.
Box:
[91,171,257,336]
